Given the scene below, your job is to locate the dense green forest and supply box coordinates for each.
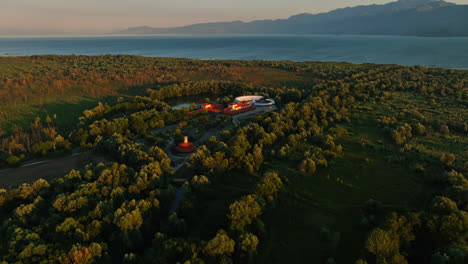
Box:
[0,55,467,263]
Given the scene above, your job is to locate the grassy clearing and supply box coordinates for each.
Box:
[255,113,437,264]
[254,90,466,263]
[385,92,468,127]
[1,95,123,132]
[361,91,468,169]
[186,172,258,240]
[0,57,41,75]
[0,82,163,132]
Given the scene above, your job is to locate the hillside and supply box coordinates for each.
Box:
[0,56,467,263]
[119,0,468,37]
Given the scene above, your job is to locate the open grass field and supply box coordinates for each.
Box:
[255,105,440,263]
[2,95,123,132]
[252,85,467,263]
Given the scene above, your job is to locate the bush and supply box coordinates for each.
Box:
[31,137,71,156]
[412,123,426,136]
[6,155,22,167]
[440,153,456,167]
[440,125,450,136]
[392,124,412,145]
[431,196,458,214]
[298,159,316,175]
[32,141,55,155]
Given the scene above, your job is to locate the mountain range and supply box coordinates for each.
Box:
[119,0,468,37]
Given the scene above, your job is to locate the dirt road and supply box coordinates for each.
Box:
[0,152,107,188]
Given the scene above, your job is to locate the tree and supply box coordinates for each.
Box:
[62,243,103,264]
[114,209,144,231]
[228,195,262,232]
[191,175,210,186]
[391,124,412,145]
[130,115,148,135]
[148,146,171,170]
[365,228,403,263]
[412,123,426,135]
[432,196,458,215]
[446,170,467,189]
[255,172,283,202]
[166,213,187,236]
[18,243,47,260]
[239,232,259,255]
[229,133,251,169]
[139,162,163,180]
[299,159,316,175]
[252,144,263,171]
[440,153,456,167]
[204,229,235,256]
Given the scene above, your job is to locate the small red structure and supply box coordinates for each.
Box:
[188,103,223,114]
[173,136,197,153]
[223,101,256,115]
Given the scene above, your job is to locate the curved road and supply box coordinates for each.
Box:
[0,149,107,188]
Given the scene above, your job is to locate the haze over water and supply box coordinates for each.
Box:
[1,35,468,69]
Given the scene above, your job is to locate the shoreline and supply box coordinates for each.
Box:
[0,54,467,71]
[2,33,468,39]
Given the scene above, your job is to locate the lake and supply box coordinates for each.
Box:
[172,103,192,110]
[1,35,468,69]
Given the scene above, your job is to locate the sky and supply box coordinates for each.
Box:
[0,0,466,34]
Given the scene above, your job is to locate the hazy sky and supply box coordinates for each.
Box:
[0,0,466,33]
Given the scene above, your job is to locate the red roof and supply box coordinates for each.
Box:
[211,103,224,109]
[200,103,212,108]
[223,104,256,115]
[188,103,224,115]
[173,142,197,153]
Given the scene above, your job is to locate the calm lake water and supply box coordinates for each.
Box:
[1,35,468,69]
[172,103,192,110]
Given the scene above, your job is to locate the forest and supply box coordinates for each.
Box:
[0,55,467,263]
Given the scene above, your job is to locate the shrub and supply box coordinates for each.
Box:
[32,141,55,155]
[431,196,458,214]
[440,153,456,166]
[412,123,426,136]
[392,124,412,145]
[6,155,21,167]
[440,125,450,136]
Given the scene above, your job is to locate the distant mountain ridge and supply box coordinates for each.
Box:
[119,0,468,37]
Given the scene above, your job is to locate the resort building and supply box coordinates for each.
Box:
[185,96,273,116]
[223,101,256,115]
[234,95,275,107]
[188,103,223,114]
